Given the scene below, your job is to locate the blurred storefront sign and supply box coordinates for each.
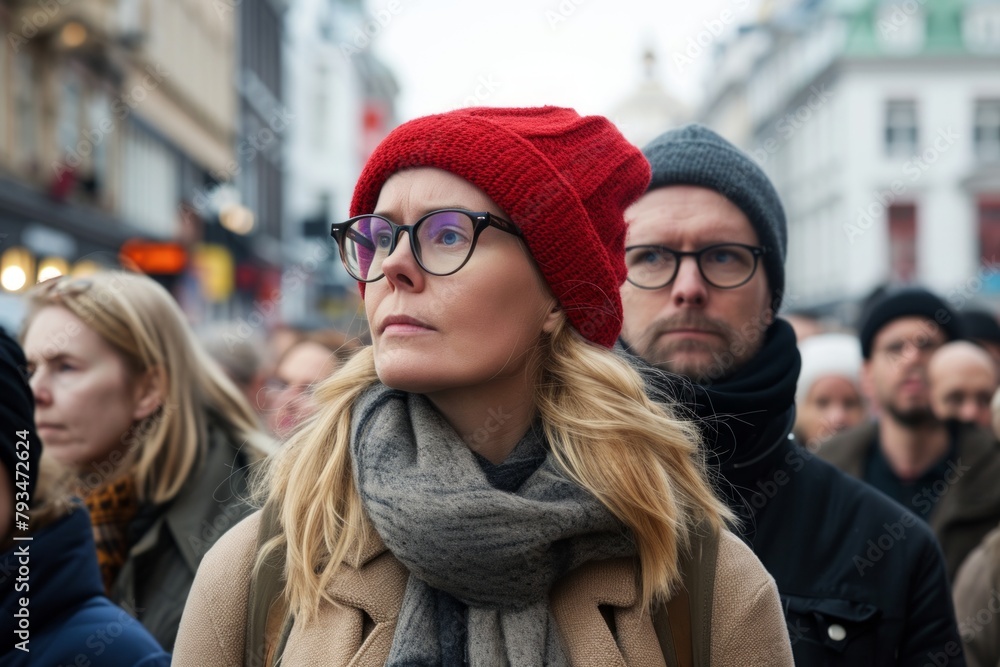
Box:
[193,244,235,303]
[119,239,188,274]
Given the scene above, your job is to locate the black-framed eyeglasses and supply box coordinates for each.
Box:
[330,208,522,282]
[625,243,768,290]
[874,335,945,361]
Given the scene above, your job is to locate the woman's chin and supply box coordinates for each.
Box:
[375,364,454,396]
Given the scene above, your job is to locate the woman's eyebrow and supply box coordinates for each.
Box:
[27,350,74,365]
[371,205,473,219]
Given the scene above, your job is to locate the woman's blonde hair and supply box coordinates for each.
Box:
[259,314,732,623]
[22,270,273,504]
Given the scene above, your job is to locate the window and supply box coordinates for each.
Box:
[981,198,1000,268]
[118,0,149,43]
[885,100,918,158]
[312,65,329,150]
[888,203,917,283]
[975,100,1000,162]
[57,68,82,159]
[14,52,38,166]
[86,91,112,197]
[120,121,179,235]
[965,4,1000,53]
[0,30,6,155]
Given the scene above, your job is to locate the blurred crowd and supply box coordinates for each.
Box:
[6,113,1000,667]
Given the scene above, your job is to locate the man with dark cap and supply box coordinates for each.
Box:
[961,309,1000,370]
[820,287,1000,581]
[622,124,964,665]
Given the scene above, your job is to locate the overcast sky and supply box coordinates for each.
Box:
[364,0,764,122]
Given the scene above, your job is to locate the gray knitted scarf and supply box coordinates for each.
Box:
[350,383,636,666]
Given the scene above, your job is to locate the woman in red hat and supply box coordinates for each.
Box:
[173,107,793,666]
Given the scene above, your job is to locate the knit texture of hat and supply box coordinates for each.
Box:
[0,329,42,506]
[350,106,651,348]
[858,287,962,358]
[642,124,788,311]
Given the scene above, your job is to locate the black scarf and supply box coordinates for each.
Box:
[624,318,801,487]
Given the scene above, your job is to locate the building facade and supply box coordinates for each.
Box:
[0,0,241,328]
[281,0,397,328]
[699,0,1000,318]
[608,49,691,148]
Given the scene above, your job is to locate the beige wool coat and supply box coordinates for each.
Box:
[172,511,794,666]
[953,523,1000,667]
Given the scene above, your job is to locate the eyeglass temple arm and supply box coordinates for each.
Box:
[332,224,377,252]
[485,213,522,237]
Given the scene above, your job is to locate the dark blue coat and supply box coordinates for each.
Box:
[0,506,171,666]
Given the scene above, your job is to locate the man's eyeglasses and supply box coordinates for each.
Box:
[330,209,521,283]
[874,336,944,361]
[625,243,767,290]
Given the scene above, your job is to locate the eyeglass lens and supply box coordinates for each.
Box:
[626,245,757,289]
[341,211,478,281]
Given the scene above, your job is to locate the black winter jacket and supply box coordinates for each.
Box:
[628,319,965,666]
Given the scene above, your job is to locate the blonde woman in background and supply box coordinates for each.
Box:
[1,328,170,665]
[174,107,793,666]
[20,271,273,652]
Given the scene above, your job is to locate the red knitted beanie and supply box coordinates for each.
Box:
[350,106,651,348]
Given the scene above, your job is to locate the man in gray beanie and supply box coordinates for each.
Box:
[622,124,963,666]
[643,123,788,312]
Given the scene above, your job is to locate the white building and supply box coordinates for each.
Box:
[282,0,398,326]
[699,0,1000,318]
[608,49,691,147]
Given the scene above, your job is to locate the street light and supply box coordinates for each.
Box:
[219,203,255,235]
[37,257,70,282]
[1,266,26,292]
[59,22,88,48]
[0,248,34,292]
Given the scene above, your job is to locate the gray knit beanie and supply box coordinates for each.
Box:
[641,124,788,311]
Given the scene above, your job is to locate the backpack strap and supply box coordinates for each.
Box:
[653,524,720,667]
[245,501,287,667]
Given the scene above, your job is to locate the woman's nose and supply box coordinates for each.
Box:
[29,369,52,405]
[380,231,424,289]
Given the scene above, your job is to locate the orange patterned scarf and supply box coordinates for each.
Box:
[84,475,139,594]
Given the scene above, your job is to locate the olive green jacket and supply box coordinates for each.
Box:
[109,424,257,652]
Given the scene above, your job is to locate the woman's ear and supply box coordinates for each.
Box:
[541,301,563,335]
[132,366,165,421]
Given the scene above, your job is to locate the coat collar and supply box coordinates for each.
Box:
[932,422,1000,523]
[324,529,650,667]
[817,421,877,478]
[352,521,389,567]
[130,423,252,573]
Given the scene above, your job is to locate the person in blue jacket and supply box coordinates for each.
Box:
[0,327,170,666]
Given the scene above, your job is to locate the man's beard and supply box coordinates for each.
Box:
[634,314,762,385]
[886,403,939,428]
